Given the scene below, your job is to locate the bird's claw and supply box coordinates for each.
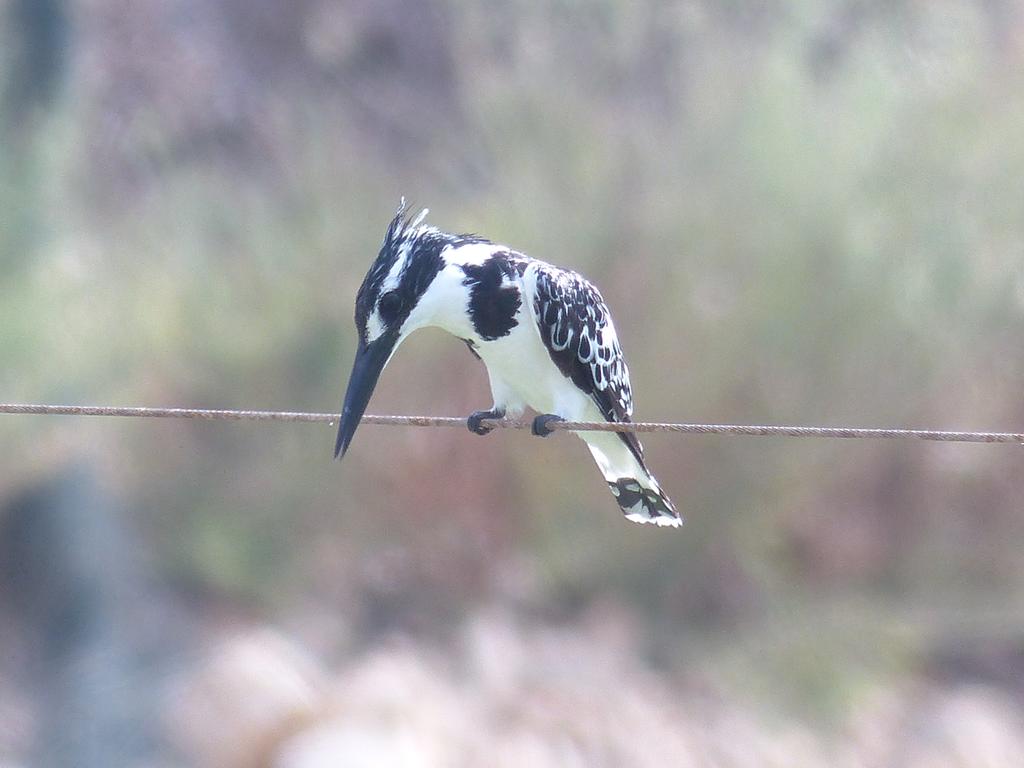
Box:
[467,408,505,435]
[532,413,565,437]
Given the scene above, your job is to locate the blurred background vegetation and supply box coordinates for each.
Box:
[2,0,1024,764]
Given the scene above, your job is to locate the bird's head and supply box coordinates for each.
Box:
[334,200,458,458]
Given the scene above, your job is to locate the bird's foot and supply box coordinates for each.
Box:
[531,413,565,437]
[467,407,506,436]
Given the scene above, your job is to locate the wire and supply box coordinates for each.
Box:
[2,403,1022,444]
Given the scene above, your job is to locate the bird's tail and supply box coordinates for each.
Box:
[580,431,682,528]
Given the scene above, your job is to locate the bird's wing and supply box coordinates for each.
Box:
[529,262,645,466]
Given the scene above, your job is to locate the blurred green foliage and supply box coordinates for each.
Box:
[2,0,1024,720]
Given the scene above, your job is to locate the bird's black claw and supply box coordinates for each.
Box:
[532,413,565,437]
[467,408,505,436]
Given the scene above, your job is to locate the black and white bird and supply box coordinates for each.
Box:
[335,201,681,527]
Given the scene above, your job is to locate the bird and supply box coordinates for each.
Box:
[335,200,681,527]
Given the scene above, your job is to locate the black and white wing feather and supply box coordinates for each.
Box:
[531,264,646,467]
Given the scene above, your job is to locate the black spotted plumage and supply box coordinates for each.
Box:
[338,201,679,527]
[530,264,645,467]
[607,478,676,520]
[461,253,522,341]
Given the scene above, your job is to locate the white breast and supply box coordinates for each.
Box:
[472,270,602,422]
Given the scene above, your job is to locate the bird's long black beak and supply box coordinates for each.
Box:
[334,333,397,459]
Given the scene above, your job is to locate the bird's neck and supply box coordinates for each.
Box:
[406,262,479,341]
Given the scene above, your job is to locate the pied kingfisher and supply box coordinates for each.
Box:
[335,201,680,527]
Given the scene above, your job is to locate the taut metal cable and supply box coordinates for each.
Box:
[1,403,1023,444]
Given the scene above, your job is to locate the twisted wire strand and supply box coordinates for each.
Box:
[2,403,1023,444]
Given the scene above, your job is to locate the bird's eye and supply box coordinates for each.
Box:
[377,291,403,323]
